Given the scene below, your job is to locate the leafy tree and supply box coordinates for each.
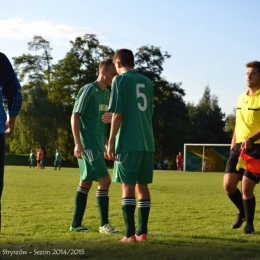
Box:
[11,36,55,155]
[135,45,188,161]
[135,45,170,83]
[187,86,229,143]
[225,108,236,140]
[10,84,56,154]
[13,35,53,90]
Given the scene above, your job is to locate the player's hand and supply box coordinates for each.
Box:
[242,138,252,151]
[107,142,116,161]
[74,143,84,159]
[102,113,112,123]
[5,120,15,134]
[104,144,109,159]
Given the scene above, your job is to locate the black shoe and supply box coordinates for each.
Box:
[244,224,255,235]
[231,214,246,229]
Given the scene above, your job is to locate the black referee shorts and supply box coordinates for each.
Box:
[225,143,260,183]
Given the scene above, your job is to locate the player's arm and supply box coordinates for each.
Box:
[243,128,260,150]
[104,137,109,159]
[71,112,84,159]
[107,113,122,160]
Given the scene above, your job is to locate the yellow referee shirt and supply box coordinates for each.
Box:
[236,88,260,143]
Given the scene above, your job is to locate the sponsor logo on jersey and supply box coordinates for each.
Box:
[99,104,109,111]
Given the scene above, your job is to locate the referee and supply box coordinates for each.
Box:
[223,61,260,235]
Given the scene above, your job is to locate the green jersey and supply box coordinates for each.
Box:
[73,82,110,151]
[55,152,61,161]
[29,152,35,161]
[109,70,154,153]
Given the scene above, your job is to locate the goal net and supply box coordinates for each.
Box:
[183,144,230,172]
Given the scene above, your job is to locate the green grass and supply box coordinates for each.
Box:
[0,167,260,259]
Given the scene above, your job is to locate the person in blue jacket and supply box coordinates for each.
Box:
[0,52,22,229]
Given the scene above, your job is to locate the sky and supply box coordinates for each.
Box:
[1,0,259,115]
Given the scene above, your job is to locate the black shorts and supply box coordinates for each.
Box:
[225,143,260,183]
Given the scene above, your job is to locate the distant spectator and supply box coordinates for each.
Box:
[163,159,168,170]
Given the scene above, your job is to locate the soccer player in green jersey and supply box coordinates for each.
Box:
[107,49,155,242]
[28,150,36,168]
[54,149,62,170]
[70,58,119,234]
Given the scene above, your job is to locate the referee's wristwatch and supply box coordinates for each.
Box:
[248,137,255,145]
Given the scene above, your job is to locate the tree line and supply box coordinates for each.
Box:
[6,34,235,163]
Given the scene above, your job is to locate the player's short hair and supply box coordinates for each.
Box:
[99,58,114,71]
[246,61,260,73]
[113,49,134,67]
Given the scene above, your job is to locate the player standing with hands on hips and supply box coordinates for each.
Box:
[107,49,155,242]
[223,61,260,235]
[70,58,118,234]
[0,53,22,230]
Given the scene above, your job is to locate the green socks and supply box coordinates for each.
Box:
[122,197,136,237]
[96,189,109,226]
[136,200,151,235]
[71,186,89,228]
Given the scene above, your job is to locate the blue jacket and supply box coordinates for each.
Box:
[0,52,22,134]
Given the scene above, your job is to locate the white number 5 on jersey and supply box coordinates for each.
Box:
[136,84,147,111]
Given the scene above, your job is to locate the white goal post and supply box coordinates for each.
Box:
[183,143,231,172]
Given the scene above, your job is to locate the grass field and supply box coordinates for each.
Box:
[0,166,260,260]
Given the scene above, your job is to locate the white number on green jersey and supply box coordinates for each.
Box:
[136,84,147,111]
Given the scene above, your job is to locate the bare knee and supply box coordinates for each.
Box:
[242,188,254,199]
[135,184,150,200]
[223,173,240,194]
[98,176,111,190]
[223,181,237,194]
[79,180,92,189]
[242,178,256,199]
[122,183,135,198]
